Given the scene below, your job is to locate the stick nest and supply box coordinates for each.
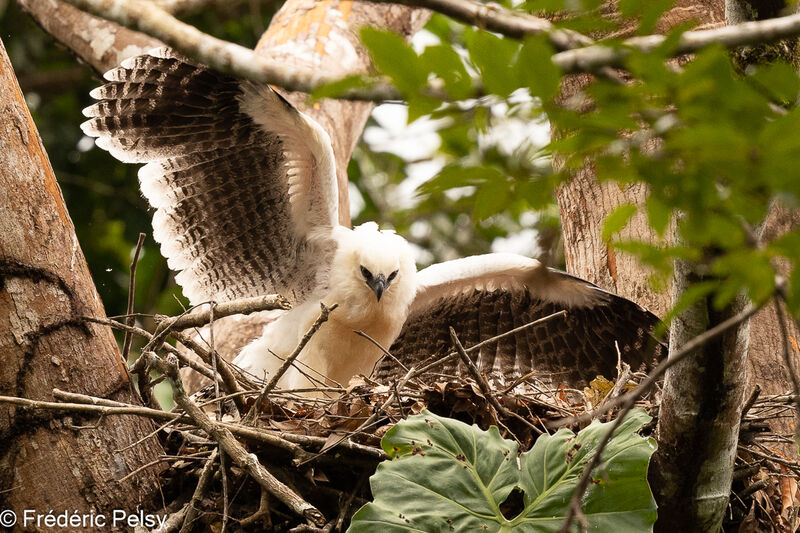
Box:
[153,372,798,532]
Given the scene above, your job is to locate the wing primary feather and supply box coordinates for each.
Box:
[83,49,339,306]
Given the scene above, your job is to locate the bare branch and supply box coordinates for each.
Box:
[155,294,291,331]
[121,232,146,361]
[181,447,219,532]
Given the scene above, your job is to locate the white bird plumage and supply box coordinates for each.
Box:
[82,49,662,393]
[234,223,417,389]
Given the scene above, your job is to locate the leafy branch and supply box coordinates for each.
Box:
[58,0,800,101]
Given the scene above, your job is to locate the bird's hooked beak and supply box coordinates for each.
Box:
[367,274,388,302]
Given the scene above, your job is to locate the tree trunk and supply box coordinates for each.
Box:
[0,37,164,529]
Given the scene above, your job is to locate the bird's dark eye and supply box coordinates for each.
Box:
[387,270,398,282]
[360,266,373,279]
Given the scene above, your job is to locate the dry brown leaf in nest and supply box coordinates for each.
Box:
[780,466,799,529]
[373,424,392,440]
[584,376,614,408]
[268,419,304,433]
[321,432,345,451]
[738,502,759,533]
[409,400,427,415]
[346,376,369,392]
[310,469,330,483]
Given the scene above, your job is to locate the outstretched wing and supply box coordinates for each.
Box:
[376,254,663,387]
[81,48,338,305]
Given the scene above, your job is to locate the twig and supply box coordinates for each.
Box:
[122,232,146,362]
[245,303,337,424]
[117,452,210,483]
[499,370,539,395]
[549,302,761,428]
[357,330,409,374]
[181,447,219,533]
[601,343,631,415]
[156,354,327,527]
[238,489,271,528]
[155,295,291,331]
[741,384,762,421]
[116,413,182,453]
[737,479,768,500]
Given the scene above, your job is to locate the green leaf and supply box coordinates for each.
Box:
[645,195,672,236]
[361,27,428,95]
[749,62,800,107]
[602,203,638,241]
[473,178,512,221]
[517,409,657,531]
[466,30,520,97]
[518,36,561,101]
[311,74,371,100]
[348,410,657,533]
[420,44,473,100]
[419,165,502,195]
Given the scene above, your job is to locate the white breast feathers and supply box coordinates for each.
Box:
[233,223,417,391]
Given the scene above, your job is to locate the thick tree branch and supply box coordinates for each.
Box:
[365,0,592,50]
[59,0,405,100]
[57,0,800,100]
[554,12,800,73]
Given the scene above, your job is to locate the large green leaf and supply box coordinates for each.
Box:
[348,410,657,532]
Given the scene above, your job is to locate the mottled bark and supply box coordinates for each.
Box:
[17,0,163,76]
[651,262,750,531]
[255,0,430,227]
[0,37,163,529]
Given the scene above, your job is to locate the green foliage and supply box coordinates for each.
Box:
[357,8,800,315]
[348,410,657,532]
